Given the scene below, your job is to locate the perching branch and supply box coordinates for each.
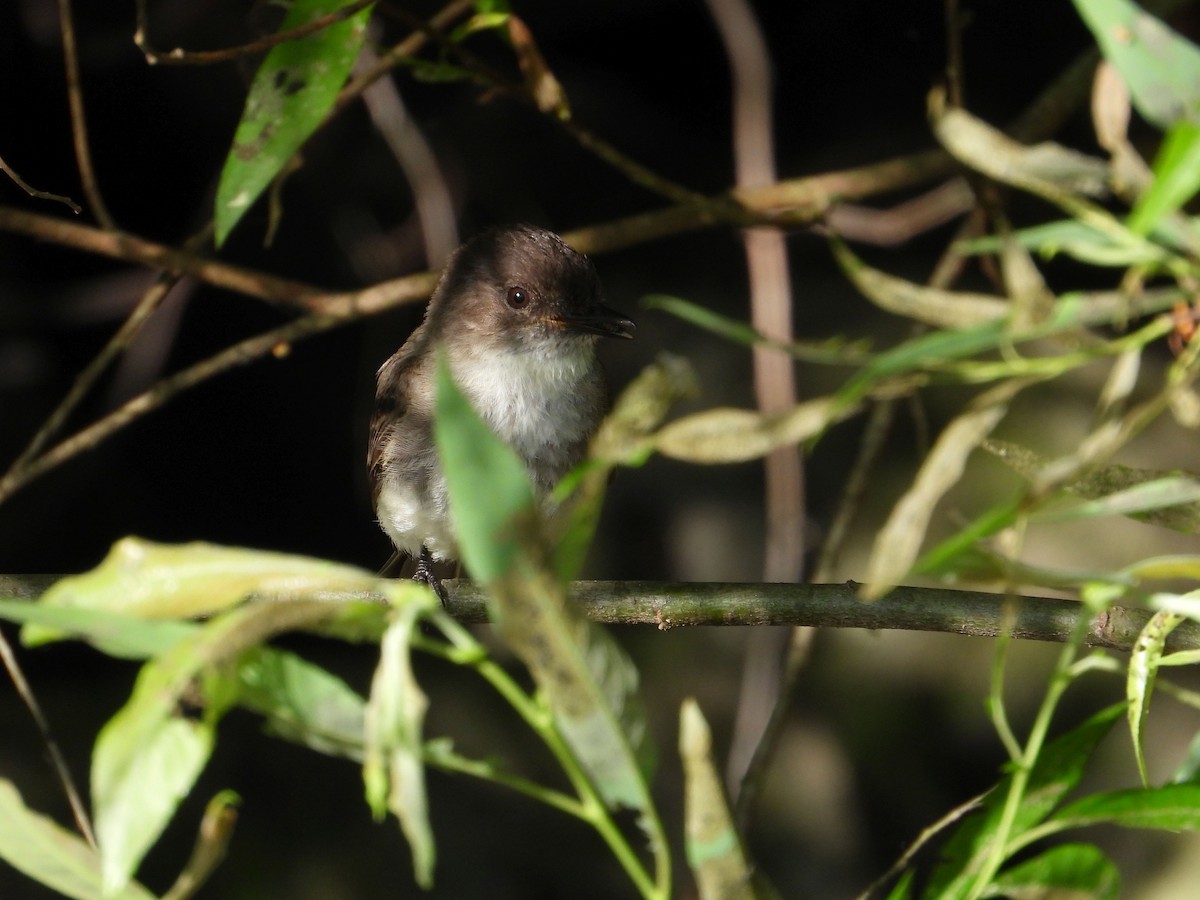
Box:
[2,576,1194,653]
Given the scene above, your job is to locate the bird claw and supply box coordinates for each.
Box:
[412,546,449,606]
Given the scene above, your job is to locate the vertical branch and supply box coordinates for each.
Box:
[58,0,115,229]
[357,46,459,268]
[704,0,806,818]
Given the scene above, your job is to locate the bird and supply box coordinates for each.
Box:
[368,225,635,601]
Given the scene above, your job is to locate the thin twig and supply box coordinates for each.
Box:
[134,0,375,66]
[856,790,987,900]
[57,0,113,229]
[0,153,81,214]
[0,629,96,848]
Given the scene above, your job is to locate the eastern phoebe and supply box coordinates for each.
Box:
[368,225,635,600]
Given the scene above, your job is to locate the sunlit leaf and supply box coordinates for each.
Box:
[863,380,1026,600]
[956,218,1166,267]
[990,843,1119,900]
[215,0,374,245]
[679,699,757,900]
[1072,0,1200,130]
[25,537,380,645]
[0,780,155,900]
[363,598,434,888]
[1033,477,1200,525]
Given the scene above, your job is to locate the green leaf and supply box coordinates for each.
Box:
[214,0,375,245]
[957,218,1166,267]
[0,780,156,900]
[0,598,196,658]
[1072,0,1200,130]
[1051,783,1200,830]
[433,355,537,582]
[92,594,361,895]
[363,598,435,887]
[927,703,1124,898]
[236,645,368,760]
[989,843,1119,900]
[1128,609,1187,786]
[679,699,757,900]
[1128,120,1200,235]
[987,440,1200,534]
[25,537,380,645]
[863,380,1026,600]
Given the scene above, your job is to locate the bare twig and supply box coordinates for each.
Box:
[134,0,375,66]
[0,629,96,848]
[358,46,458,268]
[57,0,113,229]
[0,153,81,214]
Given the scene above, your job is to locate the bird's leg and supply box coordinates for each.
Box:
[412,545,448,606]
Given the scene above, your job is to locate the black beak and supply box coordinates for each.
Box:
[559,304,636,339]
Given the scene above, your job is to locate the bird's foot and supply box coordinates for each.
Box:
[412,546,449,606]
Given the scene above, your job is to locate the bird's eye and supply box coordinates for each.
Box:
[506,286,530,309]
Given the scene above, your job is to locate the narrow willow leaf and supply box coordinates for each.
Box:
[643,295,871,364]
[214,0,374,244]
[363,600,434,888]
[1033,477,1200,524]
[0,599,196,657]
[931,99,1112,199]
[1128,120,1200,235]
[831,238,1009,329]
[863,380,1025,600]
[986,440,1200,534]
[679,699,756,900]
[493,563,656,815]
[926,703,1124,897]
[433,355,536,582]
[0,780,156,900]
[1071,0,1200,130]
[653,396,860,464]
[998,224,1055,328]
[957,219,1165,267]
[1051,783,1200,830]
[26,537,381,644]
[434,357,658,832]
[1128,610,1186,786]
[990,843,1119,900]
[1125,555,1200,581]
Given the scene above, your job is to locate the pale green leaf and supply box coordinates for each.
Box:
[363,600,434,887]
[1128,610,1187,786]
[26,537,380,644]
[832,237,1009,329]
[863,381,1025,600]
[679,699,756,900]
[653,396,859,464]
[0,780,156,900]
[215,0,374,245]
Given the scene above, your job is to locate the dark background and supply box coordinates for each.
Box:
[3,1,1198,897]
